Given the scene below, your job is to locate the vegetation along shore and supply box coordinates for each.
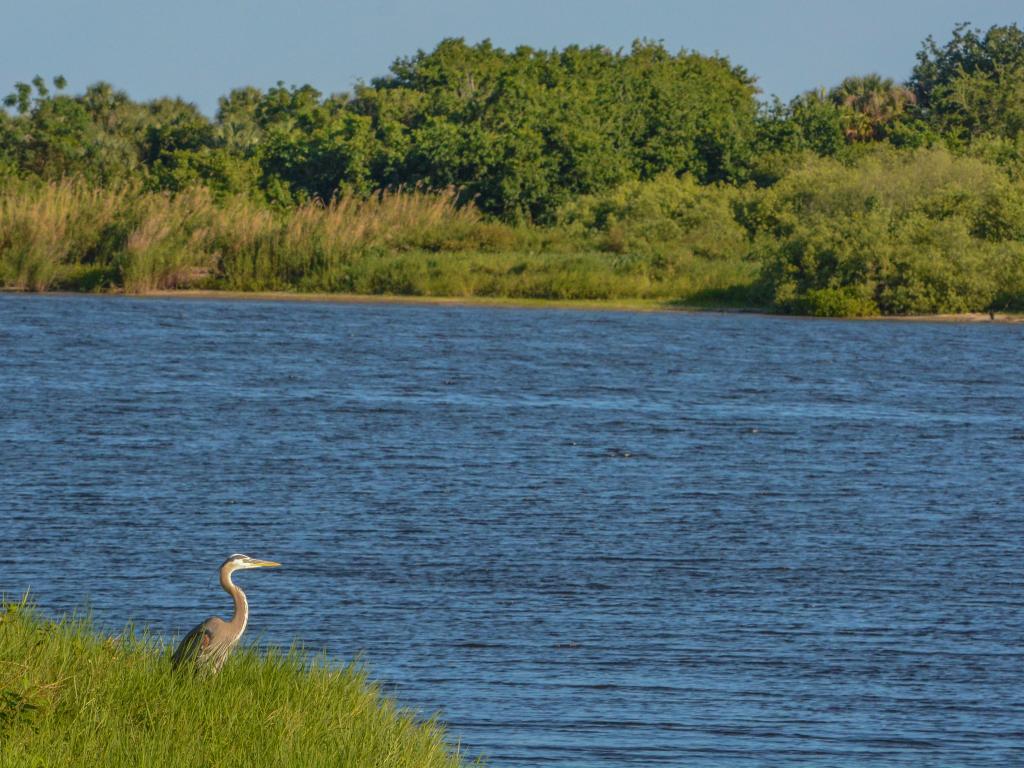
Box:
[3,22,1024,317]
[0,600,471,767]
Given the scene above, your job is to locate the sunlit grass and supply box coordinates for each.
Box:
[0,599,473,768]
[0,180,128,291]
[0,180,759,308]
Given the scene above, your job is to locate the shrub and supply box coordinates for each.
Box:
[558,173,750,264]
[751,147,1024,314]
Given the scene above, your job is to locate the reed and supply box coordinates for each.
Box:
[0,180,126,290]
[117,188,220,293]
[0,599,473,768]
[0,179,759,306]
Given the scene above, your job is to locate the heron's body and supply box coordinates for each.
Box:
[171,554,280,674]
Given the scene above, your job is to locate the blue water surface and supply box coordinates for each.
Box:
[1,293,1022,766]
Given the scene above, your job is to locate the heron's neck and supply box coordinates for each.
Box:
[220,568,248,637]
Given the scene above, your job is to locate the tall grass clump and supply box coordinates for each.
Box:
[0,180,127,290]
[0,179,763,306]
[115,188,222,293]
[0,599,473,768]
[0,183,530,295]
[213,189,520,292]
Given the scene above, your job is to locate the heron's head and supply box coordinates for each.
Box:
[221,553,281,573]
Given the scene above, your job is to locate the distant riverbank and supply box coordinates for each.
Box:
[10,287,1024,323]
[151,290,1024,323]
[4,24,1024,319]
[4,148,1024,319]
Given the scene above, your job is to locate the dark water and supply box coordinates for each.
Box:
[2,293,1022,766]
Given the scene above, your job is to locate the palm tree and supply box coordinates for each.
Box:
[828,74,916,141]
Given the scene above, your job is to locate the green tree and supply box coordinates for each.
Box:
[142,98,215,190]
[216,88,264,146]
[353,38,758,220]
[617,41,758,183]
[910,22,1024,141]
[255,84,377,203]
[788,90,845,155]
[1,76,105,180]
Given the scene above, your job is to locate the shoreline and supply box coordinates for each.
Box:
[5,287,1024,323]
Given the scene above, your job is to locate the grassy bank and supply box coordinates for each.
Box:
[0,600,472,768]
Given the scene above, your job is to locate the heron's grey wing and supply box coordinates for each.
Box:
[171,619,215,669]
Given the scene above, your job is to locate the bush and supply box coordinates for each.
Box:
[750,146,1024,314]
[558,173,750,263]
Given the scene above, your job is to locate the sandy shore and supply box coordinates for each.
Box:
[141,290,1024,323]
[136,289,691,313]
[9,287,1024,322]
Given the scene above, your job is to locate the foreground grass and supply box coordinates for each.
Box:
[0,601,471,768]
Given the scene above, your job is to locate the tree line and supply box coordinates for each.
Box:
[2,22,1024,314]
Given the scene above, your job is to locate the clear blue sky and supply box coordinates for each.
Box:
[5,0,1022,114]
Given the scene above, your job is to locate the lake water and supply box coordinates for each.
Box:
[1,293,1022,766]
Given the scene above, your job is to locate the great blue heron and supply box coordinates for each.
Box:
[171,554,281,673]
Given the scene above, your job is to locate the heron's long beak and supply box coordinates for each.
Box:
[250,559,281,568]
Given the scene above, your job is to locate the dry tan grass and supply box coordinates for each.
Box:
[0,180,127,290]
[1,182,484,292]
